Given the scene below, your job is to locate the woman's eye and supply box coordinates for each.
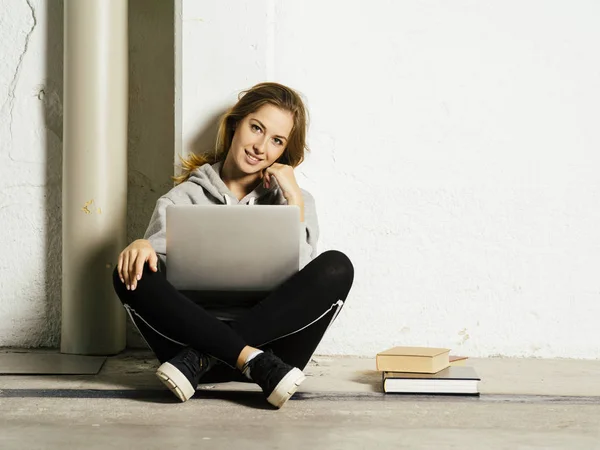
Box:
[251,124,261,132]
[273,138,283,146]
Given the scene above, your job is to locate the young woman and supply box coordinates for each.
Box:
[113,82,354,409]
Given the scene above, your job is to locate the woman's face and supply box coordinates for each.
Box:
[227,103,294,176]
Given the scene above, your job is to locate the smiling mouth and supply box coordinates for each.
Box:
[245,150,263,162]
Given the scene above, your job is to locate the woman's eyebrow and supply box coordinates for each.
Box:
[253,119,288,141]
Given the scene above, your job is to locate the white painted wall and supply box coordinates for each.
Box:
[181,0,600,358]
[0,0,61,347]
[1,1,598,359]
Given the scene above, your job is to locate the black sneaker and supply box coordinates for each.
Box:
[156,347,213,402]
[243,351,306,408]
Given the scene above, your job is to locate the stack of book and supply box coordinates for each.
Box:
[376,346,480,395]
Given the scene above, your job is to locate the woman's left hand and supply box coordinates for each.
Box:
[263,163,303,205]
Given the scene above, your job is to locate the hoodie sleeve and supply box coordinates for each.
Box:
[299,189,319,270]
[143,196,176,265]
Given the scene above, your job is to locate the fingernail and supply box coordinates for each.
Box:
[126,285,130,290]
[137,274,141,280]
[120,278,124,283]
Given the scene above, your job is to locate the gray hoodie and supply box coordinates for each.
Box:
[144,161,319,270]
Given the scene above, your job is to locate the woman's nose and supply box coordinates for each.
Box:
[253,136,267,153]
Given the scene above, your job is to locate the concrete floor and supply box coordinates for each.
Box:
[1,351,600,449]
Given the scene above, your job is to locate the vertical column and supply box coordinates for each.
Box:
[62,0,127,355]
[174,0,183,180]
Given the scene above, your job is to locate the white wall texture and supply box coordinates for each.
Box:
[0,0,62,347]
[181,0,600,358]
[1,0,598,359]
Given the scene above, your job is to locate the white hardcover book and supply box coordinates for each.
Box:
[383,366,480,395]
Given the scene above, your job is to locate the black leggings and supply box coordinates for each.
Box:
[112,250,354,382]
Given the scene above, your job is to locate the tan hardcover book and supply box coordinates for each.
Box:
[449,355,468,366]
[376,347,450,373]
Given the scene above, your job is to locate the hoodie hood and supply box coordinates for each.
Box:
[187,161,286,206]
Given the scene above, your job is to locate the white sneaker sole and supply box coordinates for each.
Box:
[266,367,306,409]
[156,362,195,402]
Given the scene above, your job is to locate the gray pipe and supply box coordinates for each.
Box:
[61,0,127,355]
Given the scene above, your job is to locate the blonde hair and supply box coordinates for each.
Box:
[173,82,309,185]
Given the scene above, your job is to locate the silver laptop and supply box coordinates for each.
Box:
[166,204,300,291]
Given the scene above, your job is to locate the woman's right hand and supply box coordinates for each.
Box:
[117,239,158,291]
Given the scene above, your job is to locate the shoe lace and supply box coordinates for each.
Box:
[181,348,200,376]
[248,351,281,388]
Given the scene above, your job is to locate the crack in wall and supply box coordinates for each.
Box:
[2,0,38,152]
